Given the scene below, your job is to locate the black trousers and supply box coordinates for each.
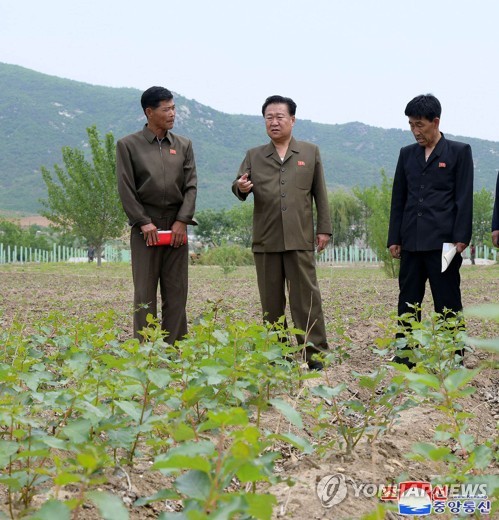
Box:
[398,249,463,319]
[396,249,465,361]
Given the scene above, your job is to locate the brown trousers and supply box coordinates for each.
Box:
[253,250,328,361]
[130,222,188,344]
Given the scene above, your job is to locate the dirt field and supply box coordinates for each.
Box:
[0,262,497,519]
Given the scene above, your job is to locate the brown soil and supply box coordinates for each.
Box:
[0,263,497,519]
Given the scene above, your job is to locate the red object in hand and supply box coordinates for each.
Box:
[149,230,187,246]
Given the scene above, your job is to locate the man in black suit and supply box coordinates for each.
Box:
[387,94,473,367]
[492,171,499,248]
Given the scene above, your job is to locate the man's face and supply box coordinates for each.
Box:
[408,116,440,148]
[264,103,295,141]
[146,99,175,132]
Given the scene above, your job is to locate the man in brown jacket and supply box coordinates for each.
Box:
[117,86,197,343]
[232,95,332,370]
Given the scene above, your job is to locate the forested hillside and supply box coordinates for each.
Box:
[1,62,498,213]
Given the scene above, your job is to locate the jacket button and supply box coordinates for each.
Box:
[282,206,287,211]
[280,168,286,172]
[417,212,422,217]
[281,193,286,197]
[281,179,285,184]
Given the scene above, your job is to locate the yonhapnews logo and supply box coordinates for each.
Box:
[316,475,491,516]
[380,481,490,516]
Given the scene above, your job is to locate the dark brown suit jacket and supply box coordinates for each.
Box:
[232,137,331,252]
[116,125,197,228]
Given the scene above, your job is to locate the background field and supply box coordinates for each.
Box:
[0,262,497,519]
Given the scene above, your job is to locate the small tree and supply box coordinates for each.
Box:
[195,203,254,249]
[354,169,399,278]
[226,202,254,248]
[327,189,363,248]
[40,126,126,266]
[472,187,494,247]
[194,208,233,247]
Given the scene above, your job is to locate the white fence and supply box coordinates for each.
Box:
[0,243,496,265]
[316,246,379,263]
[316,245,497,264]
[0,243,129,264]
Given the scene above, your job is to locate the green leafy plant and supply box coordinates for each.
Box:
[305,368,412,455]
[391,306,499,515]
[145,408,278,519]
[0,305,314,518]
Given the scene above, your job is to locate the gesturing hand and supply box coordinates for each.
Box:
[237,173,253,194]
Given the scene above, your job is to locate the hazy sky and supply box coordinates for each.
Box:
[2,0,499,141]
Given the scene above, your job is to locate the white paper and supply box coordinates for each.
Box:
[441,242,457,272]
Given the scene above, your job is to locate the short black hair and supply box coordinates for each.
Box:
[262,95,297,117]
[405,94,441,121]
[141,86,174,114]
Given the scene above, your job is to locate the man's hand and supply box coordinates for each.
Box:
[171,220,187,248]
[492,230,499,248]
[140,222,158,246]
[389,244,401,259]
[316,234,330,252]
[455,242,467,254]
[237,173,253,194]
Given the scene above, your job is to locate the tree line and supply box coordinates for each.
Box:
[196,172,495,277]
[9,126,493,273]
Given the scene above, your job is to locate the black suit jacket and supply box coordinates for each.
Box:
[492,172,499,232]
[387,134,473,251]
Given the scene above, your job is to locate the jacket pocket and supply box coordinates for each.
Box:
[295,169,314,190]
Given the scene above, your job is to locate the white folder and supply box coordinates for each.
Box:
[441,243,457,272]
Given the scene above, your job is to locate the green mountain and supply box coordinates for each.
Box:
[1,62,498,214]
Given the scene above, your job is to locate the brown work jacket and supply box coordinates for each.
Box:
[232,137,331,252]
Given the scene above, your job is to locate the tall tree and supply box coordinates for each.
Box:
[40,126,126,266]
[327,189,363,248]
[472,187,494,247]
[354,170,399,278]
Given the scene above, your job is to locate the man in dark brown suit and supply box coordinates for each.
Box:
[232,95,332,370]
[117,86,197,343]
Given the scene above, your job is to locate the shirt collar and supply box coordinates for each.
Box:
[142,124,172,145]
[433,132,446,155]
[264,136,298,157]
